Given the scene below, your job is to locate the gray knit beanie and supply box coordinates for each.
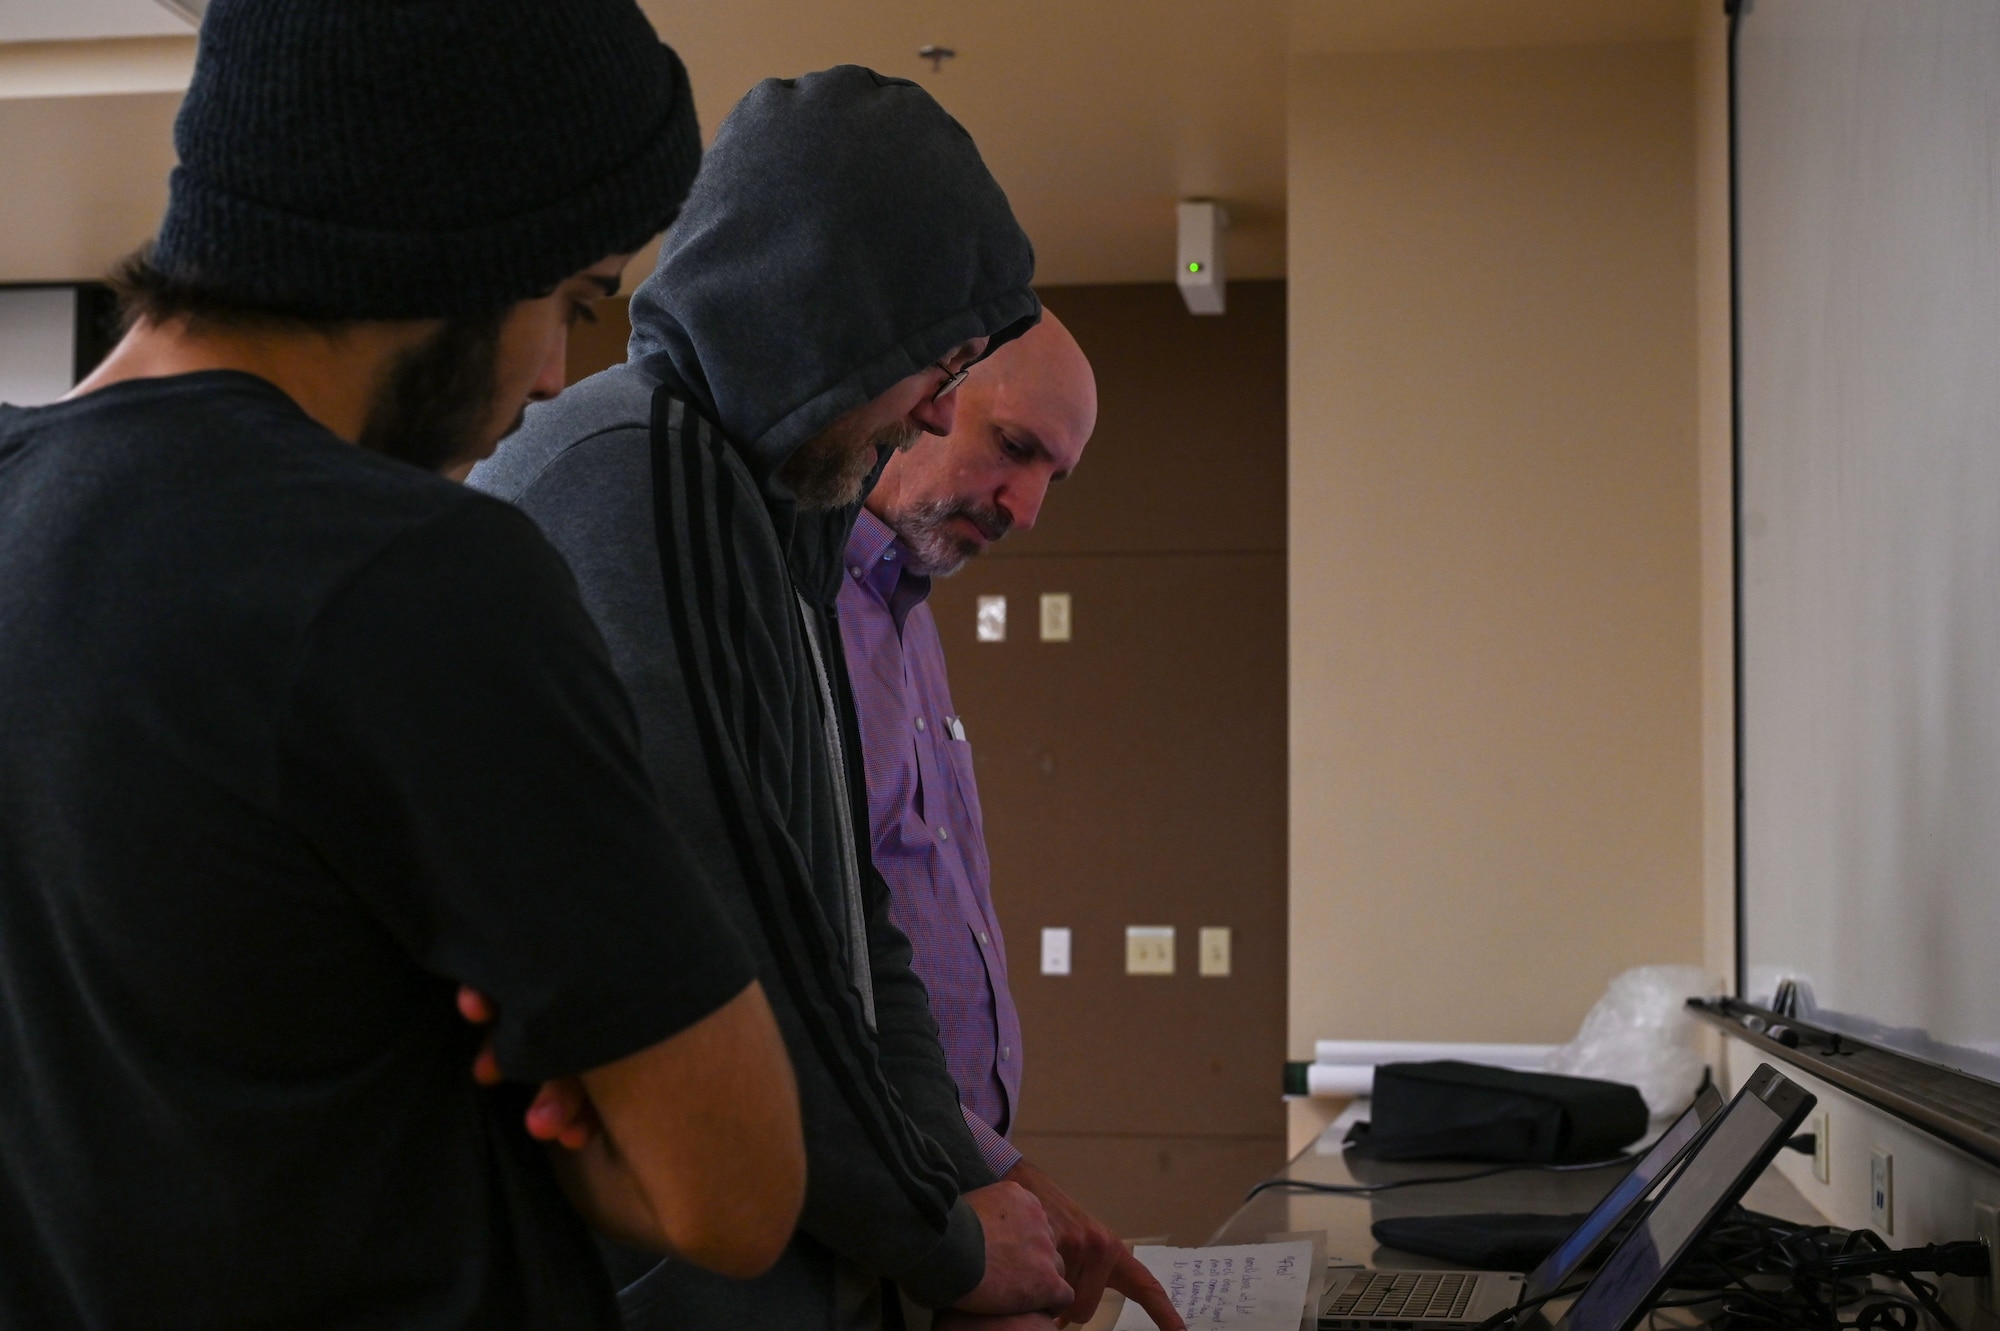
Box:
[152,0,700,320]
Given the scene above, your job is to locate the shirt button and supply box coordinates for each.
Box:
[883,550,896,561]
[848,566,862,579]
[937,827,950,842]
[914,716,926,732]
[978,931,990,946]
[1001,1046,1012,1061]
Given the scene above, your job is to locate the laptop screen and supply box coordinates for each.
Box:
[1555,1066,1814,1331]
[1521,1084,1724,1302]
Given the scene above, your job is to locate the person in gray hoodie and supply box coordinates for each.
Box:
[469,67,1074,1330]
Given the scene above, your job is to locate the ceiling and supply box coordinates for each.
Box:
[0,0,1696,289]
[1290,0,1691,54]
[630,0,1290,287]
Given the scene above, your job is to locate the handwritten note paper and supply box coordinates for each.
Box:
[1113,1240,1315,1331]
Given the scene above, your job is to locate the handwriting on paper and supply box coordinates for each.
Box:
[1114,1240,1315,1330]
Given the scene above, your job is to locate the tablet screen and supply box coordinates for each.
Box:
[1557,1068,1812,1331]
[1522,1085,1722,1301]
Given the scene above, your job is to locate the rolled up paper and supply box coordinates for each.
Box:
[1305,1063,1377,1097]
[1312,1040,1555,1069]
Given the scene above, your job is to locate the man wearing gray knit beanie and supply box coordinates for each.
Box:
[0,2,804,1327]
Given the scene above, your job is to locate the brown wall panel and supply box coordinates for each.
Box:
[565,298,633,386]
[1006,282,1287,558]
[928,555,1285,1139]
[927,281,1290,1235]
[1011,1133,1288,1247]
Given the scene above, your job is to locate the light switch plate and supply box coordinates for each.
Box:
[1040,927,1072,976]
[1198,926,1231,976]
[976,595,1007,642]
[1039,593,1072,641]
[1125,925,1174,975]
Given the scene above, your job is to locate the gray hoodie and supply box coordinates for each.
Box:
[469,66,1038,1330]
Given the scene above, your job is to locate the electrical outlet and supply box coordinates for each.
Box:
[1198,926,1231,976]
[1808,1110,1830,1184]
[1040,927,1071,976]
[1974,1200,1999,1314]
[1125,925,1174,975]
[1869,1148,1894,1235]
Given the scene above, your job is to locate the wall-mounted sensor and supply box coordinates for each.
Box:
[1177,200,1229,315]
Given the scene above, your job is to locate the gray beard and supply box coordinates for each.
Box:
[782,418,921,510]
[888,497,1012,576]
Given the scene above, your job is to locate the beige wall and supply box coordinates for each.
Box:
[0,91,178,283]
[1287,40,1705,1054]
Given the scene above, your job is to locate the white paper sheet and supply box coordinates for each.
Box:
[1113,1240,1315,1331]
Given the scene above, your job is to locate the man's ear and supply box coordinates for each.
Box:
[910,390,957,438]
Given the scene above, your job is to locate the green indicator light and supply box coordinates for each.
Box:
[1188,261,1202,274]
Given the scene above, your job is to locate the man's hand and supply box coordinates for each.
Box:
[1003,1157,1183,1331]
[954,1181,1073,1315]
[458,985,600,1149]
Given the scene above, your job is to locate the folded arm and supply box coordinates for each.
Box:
[547,980,804,1278]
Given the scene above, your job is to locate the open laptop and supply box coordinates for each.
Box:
[1318,1066,1814,1330]
[1316,1084,1726,1329]
[1552,1065,1814,1331]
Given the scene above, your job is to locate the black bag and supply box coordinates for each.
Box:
[1369,1212,1603,1270]
[1343,1061,1648,1164]
[1370,1205,1772,1274]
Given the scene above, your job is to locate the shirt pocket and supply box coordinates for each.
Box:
[937,717,989,885]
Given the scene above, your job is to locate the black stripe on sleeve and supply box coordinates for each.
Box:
[646,392,962,1226]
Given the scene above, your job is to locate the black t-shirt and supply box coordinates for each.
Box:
[0,373,755,1329]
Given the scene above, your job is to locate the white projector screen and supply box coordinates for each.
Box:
[1737,0,2000,1082]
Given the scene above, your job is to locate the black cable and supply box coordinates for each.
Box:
[1687,1220,1974,1331]
[1242,1153,1636,1203]
[1327,1206,1984,1331]
[1790,1228,1965,1331]
[1804,1239,1991,1279]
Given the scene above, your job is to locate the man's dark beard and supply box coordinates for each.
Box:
[357,311,506,472]
[889,496,1012,576]
[779,418,920,510]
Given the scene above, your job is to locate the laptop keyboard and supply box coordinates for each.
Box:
[1324,1271,1477,1325]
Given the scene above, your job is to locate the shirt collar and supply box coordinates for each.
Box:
[845,509,933,631]
[846,508,901,575]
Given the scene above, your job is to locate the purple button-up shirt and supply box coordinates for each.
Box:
[839,510,1024,1178]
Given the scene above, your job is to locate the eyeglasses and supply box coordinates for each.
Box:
[931,358,971,402]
